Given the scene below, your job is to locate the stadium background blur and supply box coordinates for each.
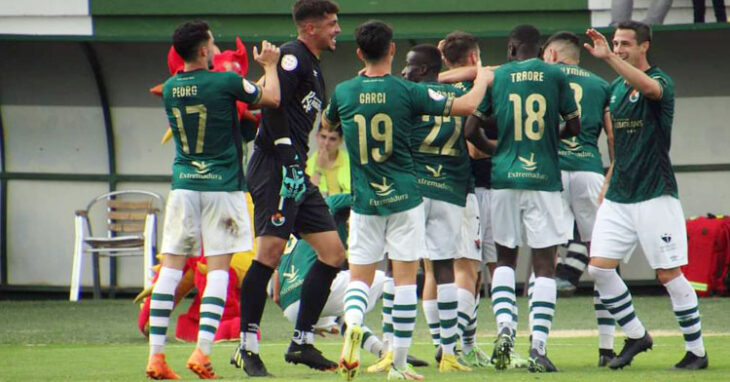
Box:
[0,0,729,295]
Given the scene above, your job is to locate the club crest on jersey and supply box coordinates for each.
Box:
[301,91,322,113]
[629,89,640,103]
[427,88,446,101]
[271,212,286,226]
[191,161,211,175]
[281,54,298,71]
[661,233,672,243]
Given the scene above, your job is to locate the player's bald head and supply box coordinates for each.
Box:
[544,31,581,63]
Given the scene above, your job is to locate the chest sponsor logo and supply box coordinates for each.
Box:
[281,265,300,283]
[370,176,395,197]
[425,164,444,178]
[281,54,298,71]
[518,153,538,171]
[629,89,640,103]
[301,91,322,113]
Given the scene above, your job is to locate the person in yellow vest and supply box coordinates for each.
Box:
[306,124,350,197]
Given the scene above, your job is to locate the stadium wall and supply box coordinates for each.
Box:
[0,8,729,292]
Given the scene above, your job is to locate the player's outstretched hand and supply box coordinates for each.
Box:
[254,40,280,68]
[584,28,612,60]
[280,163,306,202]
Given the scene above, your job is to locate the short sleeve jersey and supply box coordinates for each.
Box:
[477,58,578,191]
[255,40,325,165]
[162,69,261,191]
[606,67,677,203]
[277,194,350,310]
[324,74,454,215]
[410,82,470,206]
[556,63,611,174]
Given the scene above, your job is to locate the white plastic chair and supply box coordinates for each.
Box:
[69,190,164,301]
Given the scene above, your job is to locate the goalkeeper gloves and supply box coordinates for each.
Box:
[280,163,306,201]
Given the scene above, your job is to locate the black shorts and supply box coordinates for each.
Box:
[247,149,336,239]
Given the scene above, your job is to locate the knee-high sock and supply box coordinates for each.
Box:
[422,299,440,347]
[392,284,417,369]
[197,270,228,355]
[665,275,705,357]
[589,265,645,339]
[463,292,480,353]
[594,287,616,350]
[149,267,183,356]
[457,288,475,352]
[530,277,556,355]
[437,283,459,355]
[343,280,370,327]
[239,260,274,353]
[381,277,394,353]
[527,272,535,336]
[491,266,516,332]
[295,260,340,344]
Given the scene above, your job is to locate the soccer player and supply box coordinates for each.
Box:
[465,24,580,373]
[440,31,495,368]
[324,20,490,381]
[541,31,617,366]
[146,20,281,380]
[402,43,472,372]
[236,0,346,376]
[584,21,708,370]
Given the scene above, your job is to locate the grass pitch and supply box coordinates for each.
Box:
[1,295,728,381]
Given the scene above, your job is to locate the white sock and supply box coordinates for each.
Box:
[665,275,705,357]
[589,265,645,339]
[392,284,417,369]
[422,299,440,347]
[530,277,556,355]
[197,269,228,355]
[457,288,475,352]
[437,283,458,355]
[527,272,535,334]
[362,325,384,357]
[149,267,182,356]
[594,287,616,350]
[491,266,516,332]
[344,280,370,327]
[381,277,394,352]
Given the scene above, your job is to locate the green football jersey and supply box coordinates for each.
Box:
[324,74,454,215]
[478,59,579,191]
[556,63,610,174]
[162,69,261,191]
[410,82,470,206]
[606,67,678,203]
[278,194,350,310]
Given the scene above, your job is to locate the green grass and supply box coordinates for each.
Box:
[1,296,728,381]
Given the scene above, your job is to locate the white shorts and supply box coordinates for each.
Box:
[561,171,604,242]
[474,188,497,263]
[591,196,688,269]
[457,193,483,262]
[348,204,425,264]
[491,189,568,249]
[161,189,253,256]
[422,198,464,260]
[283,270,387,325]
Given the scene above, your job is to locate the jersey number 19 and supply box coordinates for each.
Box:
[355,113,393,164]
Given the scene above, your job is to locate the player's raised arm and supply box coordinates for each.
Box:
[584,28,662,100]
[253,40,281,108]
[449,65,493,116]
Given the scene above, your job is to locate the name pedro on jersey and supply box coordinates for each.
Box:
[510,71,544,82]
[171,85,198,98]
